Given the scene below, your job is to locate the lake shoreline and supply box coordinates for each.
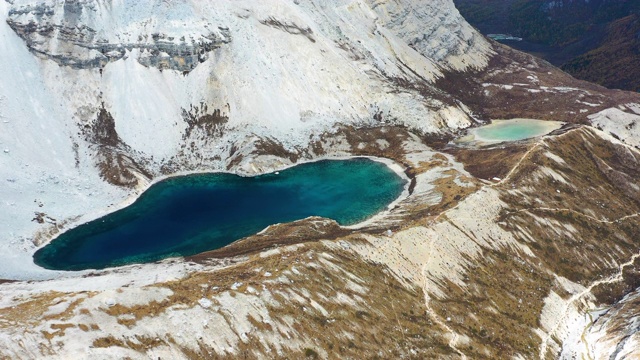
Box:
[33,155,411,271]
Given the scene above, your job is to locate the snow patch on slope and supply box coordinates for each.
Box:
[588,107,640,148]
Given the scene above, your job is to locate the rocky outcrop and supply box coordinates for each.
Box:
[368,0,492,70]
[6,1,230,71]
[576,289,640,360]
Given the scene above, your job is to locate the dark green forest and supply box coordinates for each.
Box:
[454,0,640,91]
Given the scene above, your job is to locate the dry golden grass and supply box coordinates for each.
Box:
[431,246,555,359]
[42,323,76,340]
[401,171,480,229]
[87,242,454,358]
[447,143,532,180]
[0,292,64,328]
[499,128,640,287]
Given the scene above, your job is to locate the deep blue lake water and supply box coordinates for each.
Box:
[34,158,406,271]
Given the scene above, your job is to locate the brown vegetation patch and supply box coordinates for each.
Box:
[80,105,152,188]
[31,215,80,246]
[412,154,450,173]
[309,136,326,156]
[92,335,127,349]
[186,217,350,263]
[256,248,453,358]
[592,256,640,304]
[0,292,64,327]
[400,171,480,229]
[87,106,120,147]
[182,102,228,140]
[199,244,452,358]
[252,137,300,162]
[420,132,456,151]
[503,128,640,220]
[334,125,411,164]
[92,335,166,352]
[42,297,87,321]
[501,208,640,286]
[260,17,316,43]
[446,144,531,180]
[590,291,640,351]
[592,139,640,203]
[225,153,244,171]
[96,150,151,188]
[42,323,75,340]
[31,212,56,224]
[31,225,60,247]
[105,300,171,322]
[435,43,640,122]
[498,128,640,287]
[431,248,555,359]
[116,316,138,328]
[93,243,454,358]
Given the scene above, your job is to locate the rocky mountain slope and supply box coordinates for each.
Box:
[1,0,640,359]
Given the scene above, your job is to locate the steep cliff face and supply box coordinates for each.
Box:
[571,290,640,359]
[6,1,231,71]
[360,0,490,70]
[2,0,497,162]
[6,0,491,71]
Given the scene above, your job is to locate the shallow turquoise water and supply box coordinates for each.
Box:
[472,119,563,142]
[34,158,406,271]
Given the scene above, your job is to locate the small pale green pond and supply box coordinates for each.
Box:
[34,158,406,271]
[458,118,565,144]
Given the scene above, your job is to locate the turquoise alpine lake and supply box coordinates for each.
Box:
[34,158,406,271]
[460,118,565,144]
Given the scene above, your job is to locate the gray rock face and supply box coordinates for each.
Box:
[368,0,488,69]
[6,1,231,71]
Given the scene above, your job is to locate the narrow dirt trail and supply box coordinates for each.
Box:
[539,251,640,358]
[420,232,468,360]
[499,207,640,225]
[491,127,582,187]
[414,131,555,359]
[415,126,629,359]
